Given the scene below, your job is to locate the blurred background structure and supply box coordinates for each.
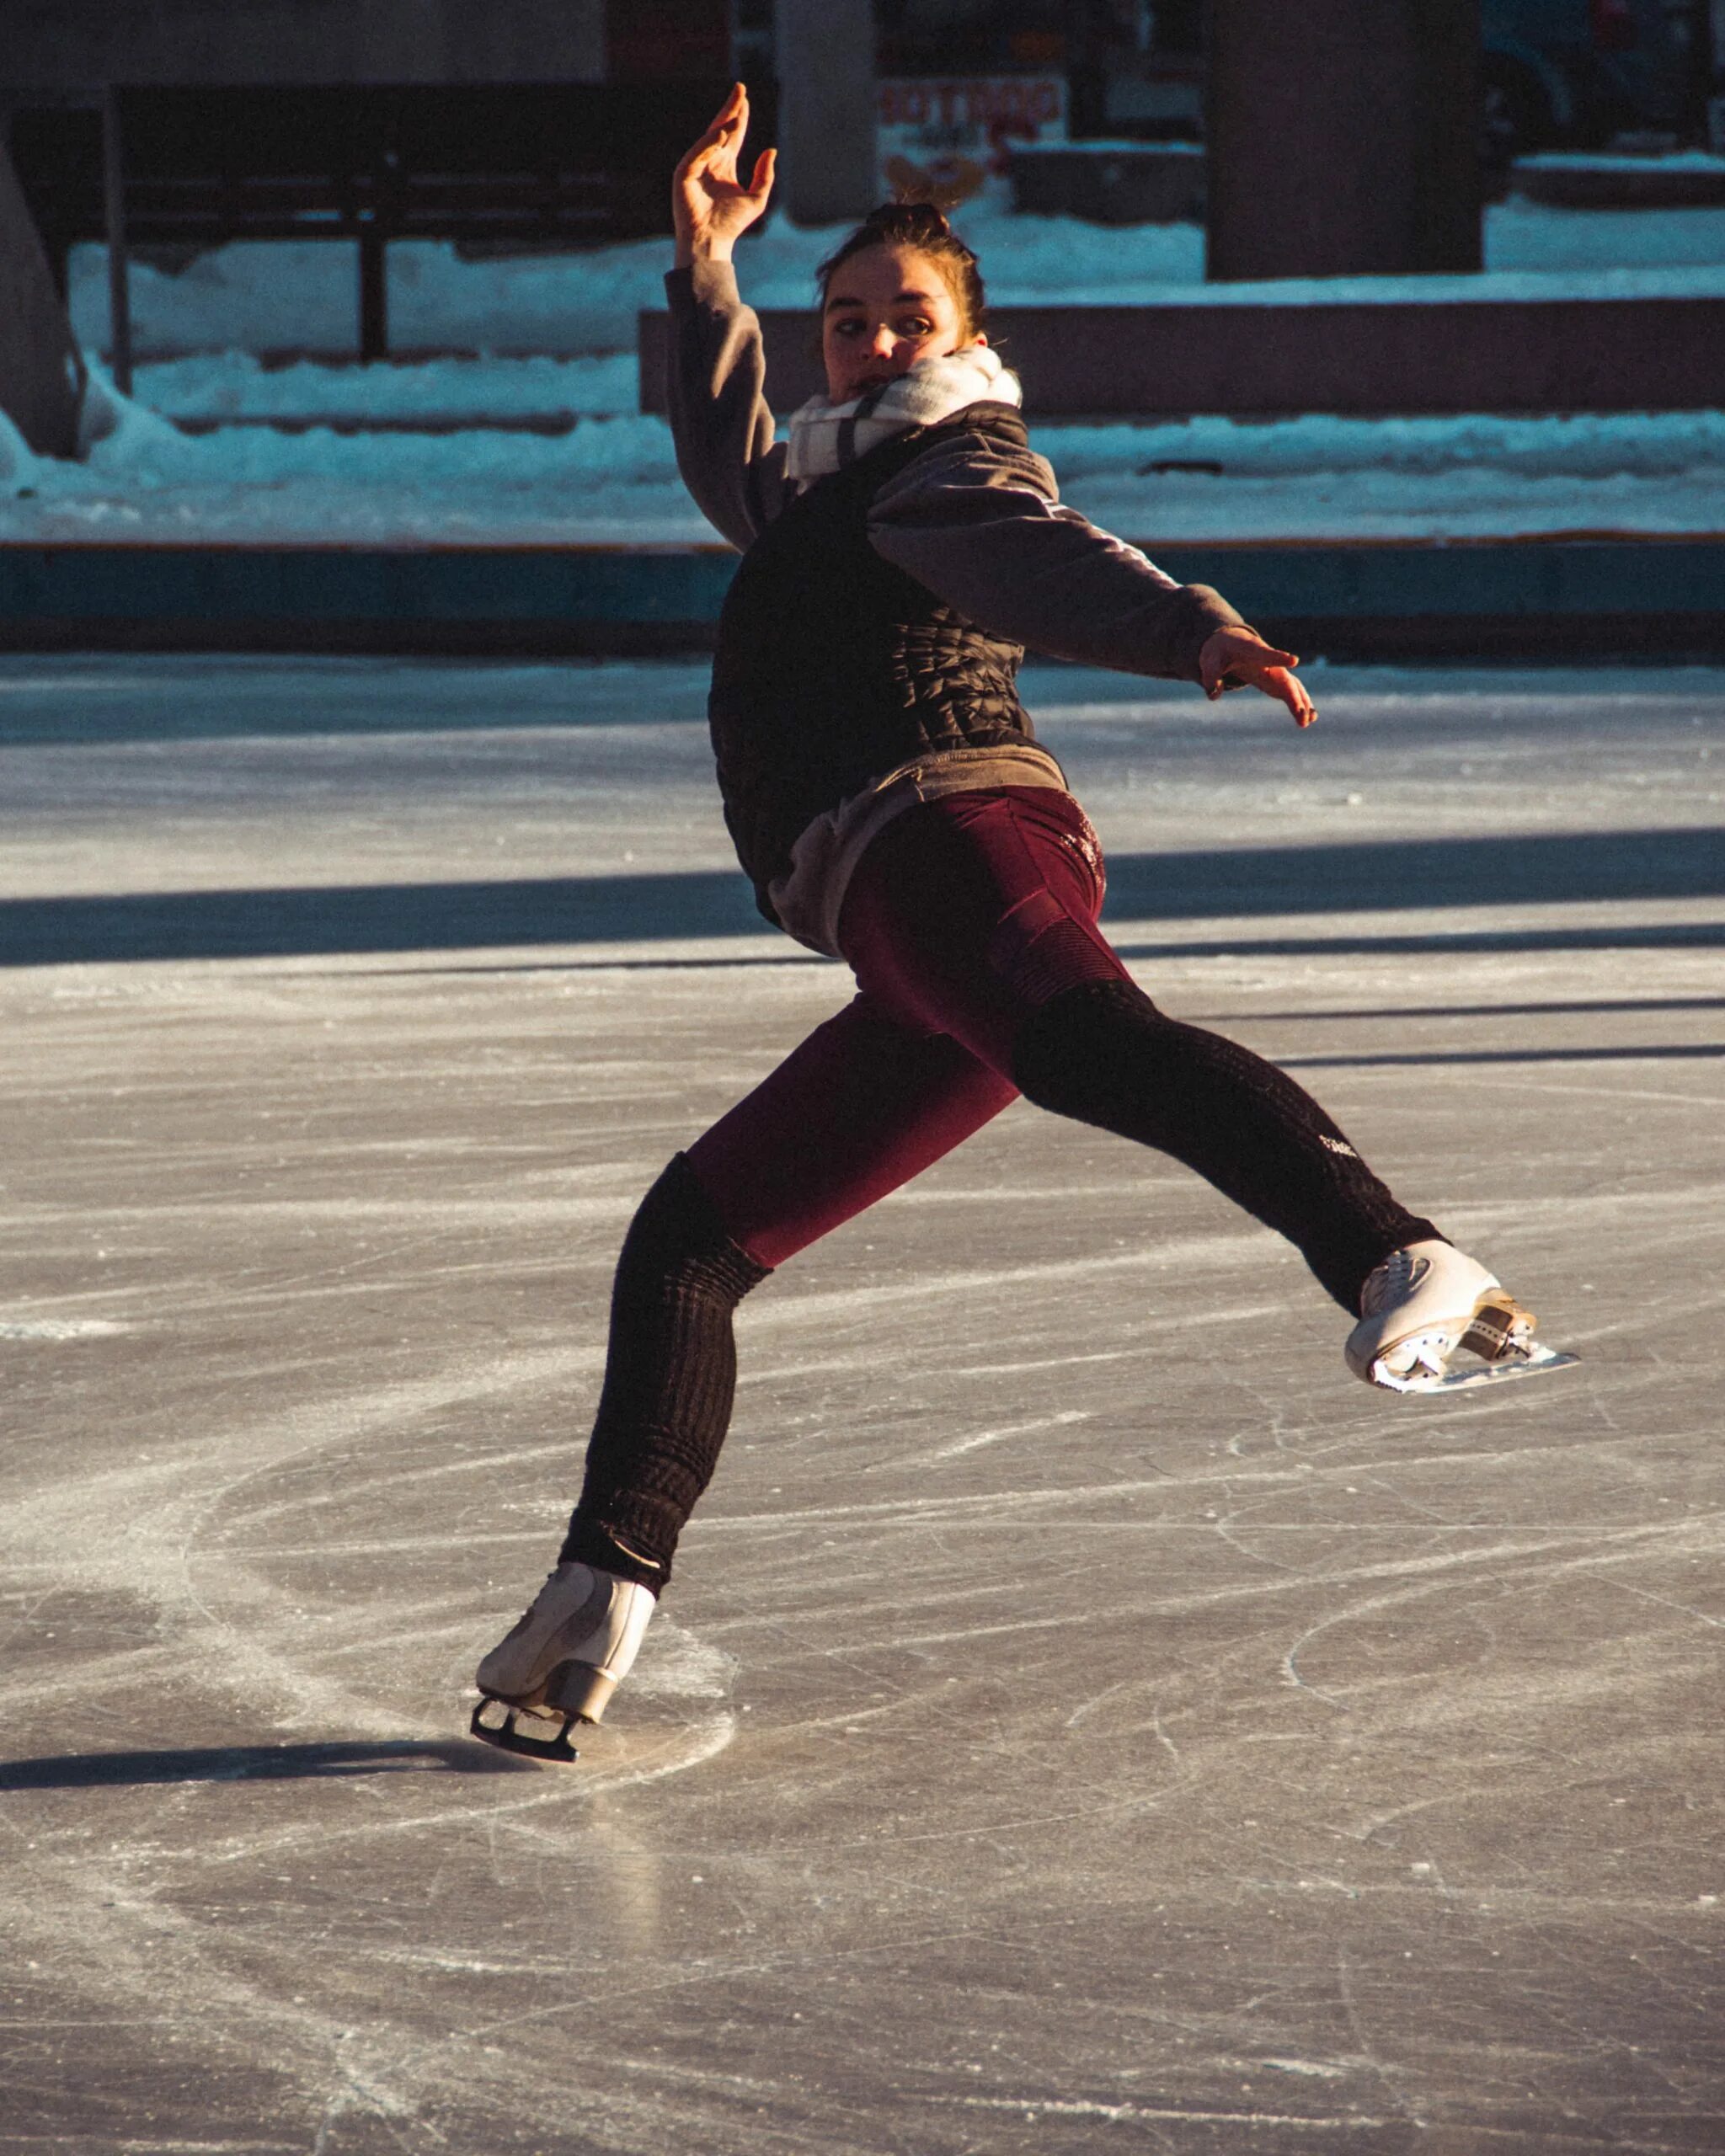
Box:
[0,0,1720,654]
[0,1,744,388]
[1206,1,1484,280]
[776,0,879,222]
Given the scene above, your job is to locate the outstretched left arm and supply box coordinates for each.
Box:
[1199,624,1316,728]
[869,431,1318,726]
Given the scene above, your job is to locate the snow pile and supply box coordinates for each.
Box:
[14,191,1721,547]
[67,193,1725,359]
[1062,410,1725,542]
[142,350,640,420]
[1517,150,1725,173]
[12,383,1723,547]
[8,369,692,546]
[1484,192,1725,275]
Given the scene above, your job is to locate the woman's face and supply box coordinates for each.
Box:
[820,241,982,403]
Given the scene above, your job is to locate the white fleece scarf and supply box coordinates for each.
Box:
[783,345,1023,487]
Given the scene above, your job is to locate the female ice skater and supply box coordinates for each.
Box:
[470,87,1566,1760]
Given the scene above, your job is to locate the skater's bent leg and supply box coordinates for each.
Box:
[564,998,1015,1587]
[841,792,1439,1313]
[1011,979,1439,1312]
[562,1154,769,1589]
[686,991,1017,1266]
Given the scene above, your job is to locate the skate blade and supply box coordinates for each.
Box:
[1428,1345,1581,1393]
[1375,1343,1582,1395]
[468,1698,579,1764]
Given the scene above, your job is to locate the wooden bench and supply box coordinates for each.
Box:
[9,81,769,384]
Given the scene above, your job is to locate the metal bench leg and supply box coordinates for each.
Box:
[101,86,133,397]
[358,226,387,362]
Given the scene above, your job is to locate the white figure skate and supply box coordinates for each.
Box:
[1347,1239,1578,1394]
[470,1561,657,1763]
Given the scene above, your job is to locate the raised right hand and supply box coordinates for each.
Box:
[674,83,777,266]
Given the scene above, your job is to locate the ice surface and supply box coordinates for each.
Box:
[1,655,1721,2152]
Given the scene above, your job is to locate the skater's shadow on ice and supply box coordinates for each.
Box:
[0,1738,536,1790]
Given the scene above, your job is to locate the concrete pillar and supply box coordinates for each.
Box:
[1206,0,1482,282]
[0,136,84,458]
[1706,2,1725,150]
[774,0,878,227]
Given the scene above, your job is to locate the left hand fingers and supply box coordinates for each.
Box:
[1199,629,1316,725]
[1210,660,1316,725]
[1261,664,1317,728]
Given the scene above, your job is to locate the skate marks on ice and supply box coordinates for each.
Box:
[16,1241,1713,2152]
[3,659,1722,2151]
[0,1346,740,2148]
[0,1314,131,1339]
[0,1345,740,1775]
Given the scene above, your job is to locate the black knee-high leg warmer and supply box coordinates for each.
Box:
[560,1154,771,1589]
[1011,979,1441,1312]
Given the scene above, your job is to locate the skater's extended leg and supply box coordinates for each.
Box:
[840,790,1439,1314]
[1009,978,1437,1311]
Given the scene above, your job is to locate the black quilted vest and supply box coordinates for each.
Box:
[709,403,1038,921]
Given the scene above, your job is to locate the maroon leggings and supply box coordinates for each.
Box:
[686,787,1114,1266]
[687,787,1429,1289]
[564,789,1437,1586]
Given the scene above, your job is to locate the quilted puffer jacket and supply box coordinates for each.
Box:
[708,403,1038,920]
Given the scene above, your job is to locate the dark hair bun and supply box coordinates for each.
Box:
[878,199,953,232]
[857,200,969,253]
[815,201,987,337]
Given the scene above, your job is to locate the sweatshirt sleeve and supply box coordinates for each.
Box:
[866,426,1247,684]
[664,259,794,551]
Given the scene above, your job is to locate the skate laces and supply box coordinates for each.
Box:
[1360,1248,1428,1317]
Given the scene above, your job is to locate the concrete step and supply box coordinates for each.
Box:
[638,296,1725,419]
[0,536,1720,659]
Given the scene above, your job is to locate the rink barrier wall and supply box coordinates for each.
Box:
[0,537,1721,658]
[637,300,1725,418]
